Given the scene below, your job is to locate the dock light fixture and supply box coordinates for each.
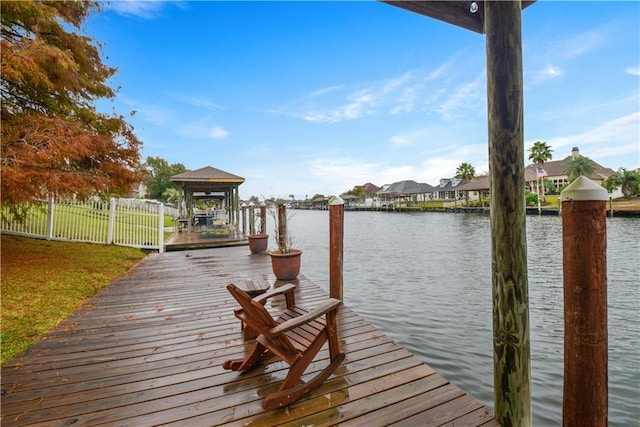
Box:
[469,2,479,13]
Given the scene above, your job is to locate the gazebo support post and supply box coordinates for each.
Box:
[234,185,241,228]
[485,1,531,425]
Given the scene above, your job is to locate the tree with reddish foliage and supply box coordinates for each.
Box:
[1,1,145,206]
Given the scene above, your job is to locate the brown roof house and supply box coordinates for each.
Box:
[377,180,437,207]
[524,147,615,192]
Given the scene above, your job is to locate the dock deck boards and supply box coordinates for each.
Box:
[1,246,499,426]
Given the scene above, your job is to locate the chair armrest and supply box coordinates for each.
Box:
[253,283,296,304]
[266,298,342,336]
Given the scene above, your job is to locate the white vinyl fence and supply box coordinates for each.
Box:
[1,198,167,253]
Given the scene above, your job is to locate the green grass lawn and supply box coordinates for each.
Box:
[0,234,147,365]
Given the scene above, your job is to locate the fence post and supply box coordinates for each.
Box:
[107,198,116,245]
[329,196,344,301]
[46,197,55,240]
[158,203,165,253]
[561,176,608,426]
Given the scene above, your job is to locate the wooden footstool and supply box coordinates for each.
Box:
[240,278,270,298]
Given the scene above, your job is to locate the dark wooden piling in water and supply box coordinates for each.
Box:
[485,1,531,425]
[561,176,609,426]
[248,202,255,235]
[329,196,344,301]
[241,203,247,234]
[277,203,287,250]
[259,202,267,234]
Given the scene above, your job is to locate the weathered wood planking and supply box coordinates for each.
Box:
[1,246,498,426]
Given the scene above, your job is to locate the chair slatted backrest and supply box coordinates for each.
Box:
[227,284,298,363]
[227,284,275,332]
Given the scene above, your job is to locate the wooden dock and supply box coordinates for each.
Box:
[1,246,499,426]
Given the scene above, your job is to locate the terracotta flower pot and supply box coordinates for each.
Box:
[269,249,302,281]
[248,234,269,254]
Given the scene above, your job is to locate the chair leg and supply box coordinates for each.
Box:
[261,330,344,410]
[262,352,345,411]
[223,342,267,372]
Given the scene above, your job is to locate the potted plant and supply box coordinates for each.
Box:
[269,203,302,280]
[247,202,269,254]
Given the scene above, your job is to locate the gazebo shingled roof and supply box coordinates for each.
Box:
[171,166,245,192]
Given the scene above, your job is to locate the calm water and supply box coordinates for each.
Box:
[275,210,639,426]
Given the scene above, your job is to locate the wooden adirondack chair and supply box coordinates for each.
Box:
[223,283,345,410]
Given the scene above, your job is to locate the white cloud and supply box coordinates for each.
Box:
[389,128,429,146]
[308,85,345,98]
[209,126,229,139]
[128,102,173,127]
[175,95,224,111]
[275,51,483,124]
[105,1,167,19]
[625,67,640,76]
[436,73,485,120]
[562,30,607,60]
[530,64,564,85]
[179,116,229,140]
[309,158,381,186]
[281,72,421,124]
[301,87,380,123]
[549,112,640,160]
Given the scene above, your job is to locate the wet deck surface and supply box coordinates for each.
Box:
[1,246,499,426]
[165,226,248,251]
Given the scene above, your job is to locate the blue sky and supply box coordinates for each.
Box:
[87,1,640,200]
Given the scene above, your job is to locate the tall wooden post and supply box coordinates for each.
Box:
[240,203,247,235]
[248,202,255,235]
[277,203,287,251]
[329,196,344,301]
[561,176,608,426]
[485,1,531,425]
[259,202,267,234]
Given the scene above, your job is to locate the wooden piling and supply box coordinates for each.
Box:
[277,203,287,251]
[561,176,608,426]
[485,1,531,425]
[260,202,267,234]
[329,196,344,301]
[248,203,255,235]
[241,203,247,235]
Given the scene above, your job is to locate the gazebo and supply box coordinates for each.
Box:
[170,166,245,228]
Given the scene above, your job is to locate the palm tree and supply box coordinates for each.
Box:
[565,156,595,180]
[603,167,640,197]
[618,168,640,196]
[528,141,553,202]
[455,162,476,207]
